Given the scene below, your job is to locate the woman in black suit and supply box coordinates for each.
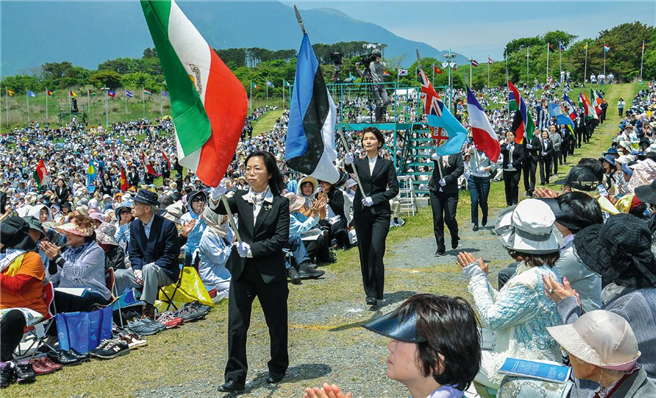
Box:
[538,130,553,185]
[501,131,524,206]
[210,151,290,393]
[344,127,399,307]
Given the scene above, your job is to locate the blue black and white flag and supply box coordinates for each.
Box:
[285,33,339,184]
[536,105,551,131]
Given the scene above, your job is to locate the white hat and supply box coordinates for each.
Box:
[495,199,562,254]
[547,310,640,371]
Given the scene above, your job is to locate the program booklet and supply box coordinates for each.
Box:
[498,357,571,383]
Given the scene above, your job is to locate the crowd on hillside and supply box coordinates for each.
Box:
[1,79,656,397]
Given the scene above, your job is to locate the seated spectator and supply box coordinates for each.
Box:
[113,189,180,320]
[114,201,134,254]
[457,199,562,389]
[41,214,111,312]
[544,213,656,387]
[180,190,207,266]
[0,217,48,370]
[305,294,481,398]
[547,310,656,397]
[634,179,656,257]
[285,193,324,280]
[96,223,126,271]
[319,179,352,250]
[197,207,233,302]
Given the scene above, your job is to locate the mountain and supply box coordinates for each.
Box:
[0,1,468,76]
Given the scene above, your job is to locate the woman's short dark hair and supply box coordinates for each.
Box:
[362,127,385,148]
[577,158,604,183]
[506,250,560,268]
[397,294,481,391]
[557,191,603,233]
[244,151,285,196]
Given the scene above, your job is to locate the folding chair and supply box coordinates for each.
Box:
[14,282,57,359]
[158,264,186,312]
[105,267,126,327]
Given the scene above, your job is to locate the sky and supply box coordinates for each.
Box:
[288,1,655,61]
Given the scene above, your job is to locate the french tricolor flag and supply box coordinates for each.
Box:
[466,87,500,163]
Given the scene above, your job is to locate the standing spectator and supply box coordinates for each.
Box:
[549,125,562,175]
[618,98,625,117]
[501,132,523,206]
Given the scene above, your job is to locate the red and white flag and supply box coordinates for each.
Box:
[466,87,500,162]
[488,57,493,65]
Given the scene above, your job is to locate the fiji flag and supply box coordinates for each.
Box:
[285,33,339,183]
[548,103,575,129]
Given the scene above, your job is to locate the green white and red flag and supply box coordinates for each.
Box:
[33,159,49,189]
[140,0,248,187]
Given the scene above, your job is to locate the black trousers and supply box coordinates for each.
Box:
[552,150,561,173]
[225,263,289,385]
[1,310,26,361]
[330,219,350,249]
[503,170,521,206]
[539,157,552,185]
[54,291,109,314]
[522,159,537,195]
[353,210,390,300]
[303,231,330,262]
[429,192,459,253]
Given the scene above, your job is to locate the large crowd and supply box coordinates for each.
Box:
[1,76,656,398]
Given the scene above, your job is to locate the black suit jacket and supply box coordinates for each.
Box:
[213,191,290,284]
[345,157,399,215]
[428,154,464,195]
[129,214,181,282]
[523,136,541,162]
[501,143,524,170]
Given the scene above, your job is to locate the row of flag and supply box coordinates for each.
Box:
[250,80,292,89]
[5,88,167,98]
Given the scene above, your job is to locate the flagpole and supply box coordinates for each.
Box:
[104,89,109,128]
[469,58,472,87]
[584,44,588,84]
[526,50,529,84]
[282,80,284,109]
[249,80,252,113]
[160,92,163,118]
[559,43,562,77]
[142,87,146,118]
[68,87,71,113]
[5,90,9,128]
[640,41,645,82]
[487,58,490,89]
[45,88,49,125]
[26,89,30,126]
[603,44,606,76]
[125,91,128,120]
[432,62,435,83]
[266,83,269,108]
[546,43,549,83]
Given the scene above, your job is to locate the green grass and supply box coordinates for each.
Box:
[3,83,644,398]
[251,109,285,137]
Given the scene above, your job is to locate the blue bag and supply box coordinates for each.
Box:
[56,306,113,354]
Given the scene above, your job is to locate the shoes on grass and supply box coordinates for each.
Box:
[127,318,166,336]
[90,338,130,360]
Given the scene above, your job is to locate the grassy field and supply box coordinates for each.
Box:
[3,83,644,398]
[251,109,285,137]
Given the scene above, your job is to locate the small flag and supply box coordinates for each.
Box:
[161,90,169,97]
[266,80,274,88]
[450,62,457,70]
[470,59,479,67]
[33,159,49,189]
[398,69,408,76]
[120,165,129,192]
[286,32,339,184]
[283,80,292,87]
[434,65,442,74]
[559,43,565,51]
[548,44,555,53]
[562,94,578,120]
[548,103,575,129]
[604,44,610,52]
[7,89,15,97]
[143,89,152,95]
[108,90,116,98]
[88,89,97,96]
[47,89,54,97]
[27,90,37,98]
[488,57,493,65]
[126,90,134,98]
[251,82,258,89]
[69,90,77,98]
[161,151,171,171]
[87,159,98,190]
[141,152,156,176]
[383,70,391,76]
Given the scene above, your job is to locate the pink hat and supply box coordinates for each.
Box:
[56,221,94,237]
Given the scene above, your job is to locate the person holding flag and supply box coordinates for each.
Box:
[465,87,500,231]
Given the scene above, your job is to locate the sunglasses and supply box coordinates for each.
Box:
[192,197,206,203]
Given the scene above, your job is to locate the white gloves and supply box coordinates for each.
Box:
[477,166,486,174]
[526,144,533,149]
[508,163,513,168]
[234,242,250,258]
[430,152,440,161]
[210,179,228,200]
[345,152,354,165]
[133,269,143,280]
[439,178,446,186]
[362,197,374,207]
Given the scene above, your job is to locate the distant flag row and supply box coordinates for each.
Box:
[4,88,167,98]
